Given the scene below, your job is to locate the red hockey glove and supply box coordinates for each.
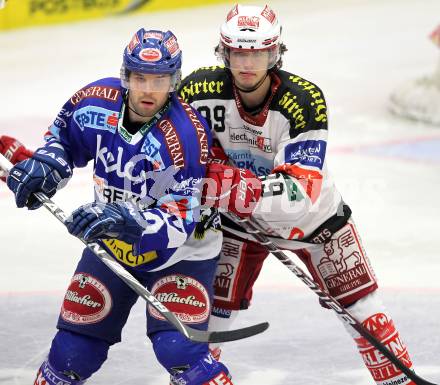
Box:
[203,163,262,218]
[0,135,34,164]
[0,135,34,181]
[207,140,229,165]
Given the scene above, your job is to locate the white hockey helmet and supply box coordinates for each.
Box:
[217,4,282,69]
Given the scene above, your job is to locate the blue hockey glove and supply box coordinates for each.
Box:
[66,202,145,243]
[7,147,72,210]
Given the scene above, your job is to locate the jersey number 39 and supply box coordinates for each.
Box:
[197,106,226,132]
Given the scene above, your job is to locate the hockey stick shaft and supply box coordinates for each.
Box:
[0,153,268,343]
[223,213,437,385]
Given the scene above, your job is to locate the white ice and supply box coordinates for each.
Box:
[0,0,439,384]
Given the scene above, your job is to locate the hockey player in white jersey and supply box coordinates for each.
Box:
[179,4,417,384]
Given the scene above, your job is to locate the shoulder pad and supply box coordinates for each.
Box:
[69,77,123,107]
[179,66,233,103]
[272,70,328,137]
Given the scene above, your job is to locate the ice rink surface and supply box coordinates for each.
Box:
[0,0,439,383]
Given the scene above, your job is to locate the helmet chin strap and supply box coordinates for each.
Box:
[126,102,150,118]
[234,72,269,93]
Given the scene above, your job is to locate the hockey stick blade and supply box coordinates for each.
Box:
[0,153,269,344]
[224,213,438,385]
[187,322,269,343]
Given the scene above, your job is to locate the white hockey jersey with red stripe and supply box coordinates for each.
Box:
[179,66,346,248]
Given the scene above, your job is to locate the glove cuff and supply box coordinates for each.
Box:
[33,146,73,180]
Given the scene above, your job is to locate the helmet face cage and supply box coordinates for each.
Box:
[216,43,280,71]
[120,67,182,93]
[217,4,282,70]
[121,28,182,92]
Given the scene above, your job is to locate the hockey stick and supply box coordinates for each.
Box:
[0,153,268,344]
[223,213,437,385]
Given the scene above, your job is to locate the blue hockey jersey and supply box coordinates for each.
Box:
[44,77,222,271]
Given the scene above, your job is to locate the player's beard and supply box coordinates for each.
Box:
[127,91,166,122]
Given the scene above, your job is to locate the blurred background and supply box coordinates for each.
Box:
[0,0,439,384]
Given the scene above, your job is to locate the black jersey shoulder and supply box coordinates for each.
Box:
[271,70,328,138]
[179,66,233,103]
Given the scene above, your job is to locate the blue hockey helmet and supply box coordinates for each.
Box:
[121,28,182,92]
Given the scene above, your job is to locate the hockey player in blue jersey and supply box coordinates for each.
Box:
[5,28,236,385]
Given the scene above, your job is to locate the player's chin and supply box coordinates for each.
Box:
[236,78,259,91]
